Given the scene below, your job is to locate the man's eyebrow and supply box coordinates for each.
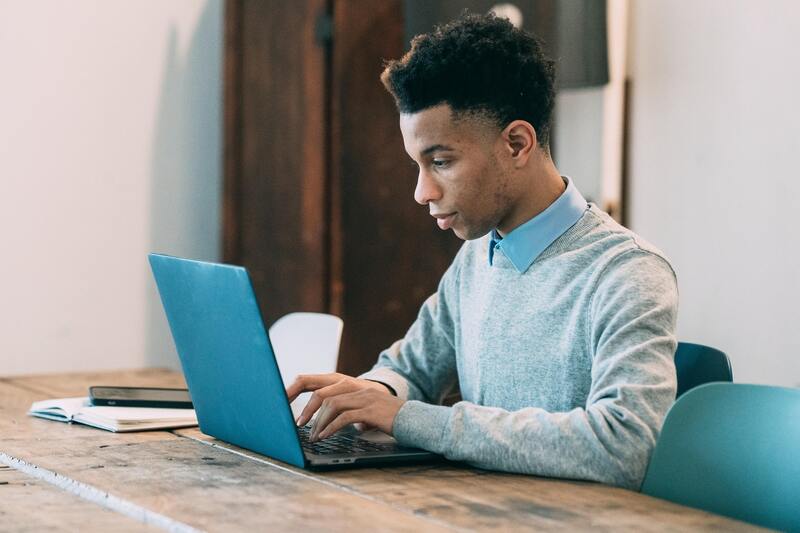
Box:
[420,144,455,156]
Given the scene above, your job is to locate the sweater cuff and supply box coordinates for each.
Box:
[392,400,451,453]
[358,367,411,400]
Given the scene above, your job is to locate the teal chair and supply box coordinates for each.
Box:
[641,383,800,532]
[675,342,732,398]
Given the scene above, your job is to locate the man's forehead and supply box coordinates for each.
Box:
[400,104,493,157]
[399,105,455,144]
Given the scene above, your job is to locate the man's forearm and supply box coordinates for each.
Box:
[391,390,672,490]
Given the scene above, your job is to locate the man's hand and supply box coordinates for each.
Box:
[286,373,405,441]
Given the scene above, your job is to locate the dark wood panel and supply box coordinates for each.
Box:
[331,0,462,375]
[233,0,328,325]
[223,0,243,263]
[224,1,461,372]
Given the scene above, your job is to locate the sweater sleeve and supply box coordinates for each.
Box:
[358,247,463,405]
[390,249,678,490]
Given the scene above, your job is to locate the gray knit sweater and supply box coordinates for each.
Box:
[361,205,678,489]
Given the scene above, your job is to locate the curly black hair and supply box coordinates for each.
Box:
[381,13,556,147]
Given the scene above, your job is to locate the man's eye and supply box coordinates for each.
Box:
[432,159,450,168]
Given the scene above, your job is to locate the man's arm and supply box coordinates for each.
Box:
[391,250,678,490]
[286,245,464,437]
[357,244,465,403]
[358,295,459,405]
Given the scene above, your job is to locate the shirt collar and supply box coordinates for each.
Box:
[488,176,588,273]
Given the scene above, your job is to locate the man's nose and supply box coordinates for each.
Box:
[414,170,443,205]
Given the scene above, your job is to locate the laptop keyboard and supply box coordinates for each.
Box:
[298,425,400,456]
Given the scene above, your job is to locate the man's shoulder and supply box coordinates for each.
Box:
[574,207,677,293]
[573,205,674,271]
[444,206,676,281]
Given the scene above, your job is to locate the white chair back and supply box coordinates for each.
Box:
[269,312,343,418]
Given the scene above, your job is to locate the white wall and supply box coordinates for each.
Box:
[0,1,223,375]
[555,0,628,219]
[628,0,800,387]
[555,88,605,204]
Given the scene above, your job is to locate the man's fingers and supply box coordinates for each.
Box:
[286,373,342,402]
[309,391,371,441]
[317,409,369,440]
[309,402,335,441]
[295,380,360,427]
[285,374,329,402]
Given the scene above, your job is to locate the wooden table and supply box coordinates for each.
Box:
[0,369,765,532]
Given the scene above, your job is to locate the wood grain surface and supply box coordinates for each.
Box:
[177,427,764,532]
[0,464,157,532]
[0,373,444,532]
[0,370,767,532]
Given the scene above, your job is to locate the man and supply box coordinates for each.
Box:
[286,13,678,490]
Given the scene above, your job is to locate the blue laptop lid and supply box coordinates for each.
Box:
[148,253,305,468]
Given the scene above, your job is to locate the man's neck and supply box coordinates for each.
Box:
[496,161,566,237]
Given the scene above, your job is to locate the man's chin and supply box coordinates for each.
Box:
[452,225,491,241]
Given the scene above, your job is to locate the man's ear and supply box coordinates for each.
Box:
[501,120,537,168]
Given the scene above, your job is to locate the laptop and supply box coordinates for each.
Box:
[148,253,439,469]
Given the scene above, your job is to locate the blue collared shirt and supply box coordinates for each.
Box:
[488,176,588,273]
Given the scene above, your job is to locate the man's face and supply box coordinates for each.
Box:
[400,104,515,240]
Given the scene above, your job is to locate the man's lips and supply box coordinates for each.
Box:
[431,212,457,230]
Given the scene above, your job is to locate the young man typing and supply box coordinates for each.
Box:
[286,13,678,490]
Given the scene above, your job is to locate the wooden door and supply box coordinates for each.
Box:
[330,0,462,374]
[224,0,461,376]
[224,0,329,323]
